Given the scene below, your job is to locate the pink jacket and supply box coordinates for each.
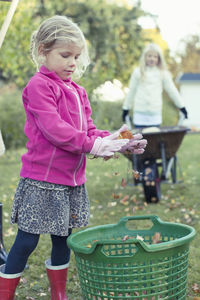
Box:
[20,66,110,186]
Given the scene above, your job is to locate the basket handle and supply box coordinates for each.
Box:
[117,215,161,228]
[95,237,148,259]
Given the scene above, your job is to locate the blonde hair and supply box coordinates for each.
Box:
[139,43,167,77]
[30,15,90,78]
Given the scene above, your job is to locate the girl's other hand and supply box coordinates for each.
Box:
[120,135,147,154]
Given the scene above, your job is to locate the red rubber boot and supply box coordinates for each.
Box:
[0,265,22,300]
[45,259,69,300]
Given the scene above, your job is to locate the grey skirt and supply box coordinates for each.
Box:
[11,178,90,236]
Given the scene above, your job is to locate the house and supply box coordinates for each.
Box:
[177,73,200,129]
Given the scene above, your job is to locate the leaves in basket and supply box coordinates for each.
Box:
[122,235,129,241]
[86,239,99,248]
[122,234,144,242]
[152,232,162,244]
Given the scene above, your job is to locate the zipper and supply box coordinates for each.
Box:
[64,83,83,185]
[64,83,83,131]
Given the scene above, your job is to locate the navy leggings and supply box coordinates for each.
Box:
[5,228,72,274]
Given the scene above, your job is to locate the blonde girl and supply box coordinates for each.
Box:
[122,43,187,128]
[0,15,146,300]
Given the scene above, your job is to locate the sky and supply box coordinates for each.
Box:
[137,0,200,54]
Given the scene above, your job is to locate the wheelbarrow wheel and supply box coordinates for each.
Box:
[142,160,161,203]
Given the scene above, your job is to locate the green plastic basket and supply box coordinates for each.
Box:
[67,215,196,300]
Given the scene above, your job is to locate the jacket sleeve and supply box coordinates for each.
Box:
[82,89,110,138]
[25,78,96,154]
[122,68,139,110]
[163,71,184,108]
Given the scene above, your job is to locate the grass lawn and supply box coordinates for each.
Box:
[0,132,199,299]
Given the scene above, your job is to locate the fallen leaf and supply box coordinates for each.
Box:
[112,193,120,199]
[20,277,28,284]
[120,195,129,204]
[113,172,120,176]
[107,201,117,207]
[133,170,140,179]
[192,283,200,293]
[121,177,127,187]
[5,227,15,237]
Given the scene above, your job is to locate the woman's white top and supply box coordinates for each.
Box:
[123,67,184,125]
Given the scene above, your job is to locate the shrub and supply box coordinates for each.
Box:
[0,87,27,149]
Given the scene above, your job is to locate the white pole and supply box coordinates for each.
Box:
[0,0,20,50]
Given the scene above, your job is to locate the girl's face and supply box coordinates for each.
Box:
[145,51,159,67]
[43,42,82,80]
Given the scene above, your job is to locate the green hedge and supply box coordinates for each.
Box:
[0,89,27,149]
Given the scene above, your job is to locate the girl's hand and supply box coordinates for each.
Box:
[120,133,147,154]
[90,136,129,158]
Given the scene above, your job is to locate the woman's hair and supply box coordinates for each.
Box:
[30,15,90,78]
[139,43,167,77]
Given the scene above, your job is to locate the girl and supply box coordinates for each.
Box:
[122,43,188,128]
[0,16,147,300]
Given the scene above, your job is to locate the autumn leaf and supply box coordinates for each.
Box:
[122,235,129,241]
[107,201,117,207]
[112,193,120,199]
[136,234,144,241]
[131,195,138,203]
[120,195,129,204]
[192,283,200,293]
[5,227,15,237]
[113,171,120,176]
[20,277,28,285]
[121,177,127,187]
[133,170,140,179]
[152,232,162,244]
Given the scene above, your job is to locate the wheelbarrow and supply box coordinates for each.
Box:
[124,126,189,203]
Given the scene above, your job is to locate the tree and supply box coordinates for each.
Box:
[0,0,40,86]
[0,0,148,93]
[39,0,148,93]
[142,28,169,52]
[178,35,200,73]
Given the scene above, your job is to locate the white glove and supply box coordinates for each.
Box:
[90,136,129,157]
